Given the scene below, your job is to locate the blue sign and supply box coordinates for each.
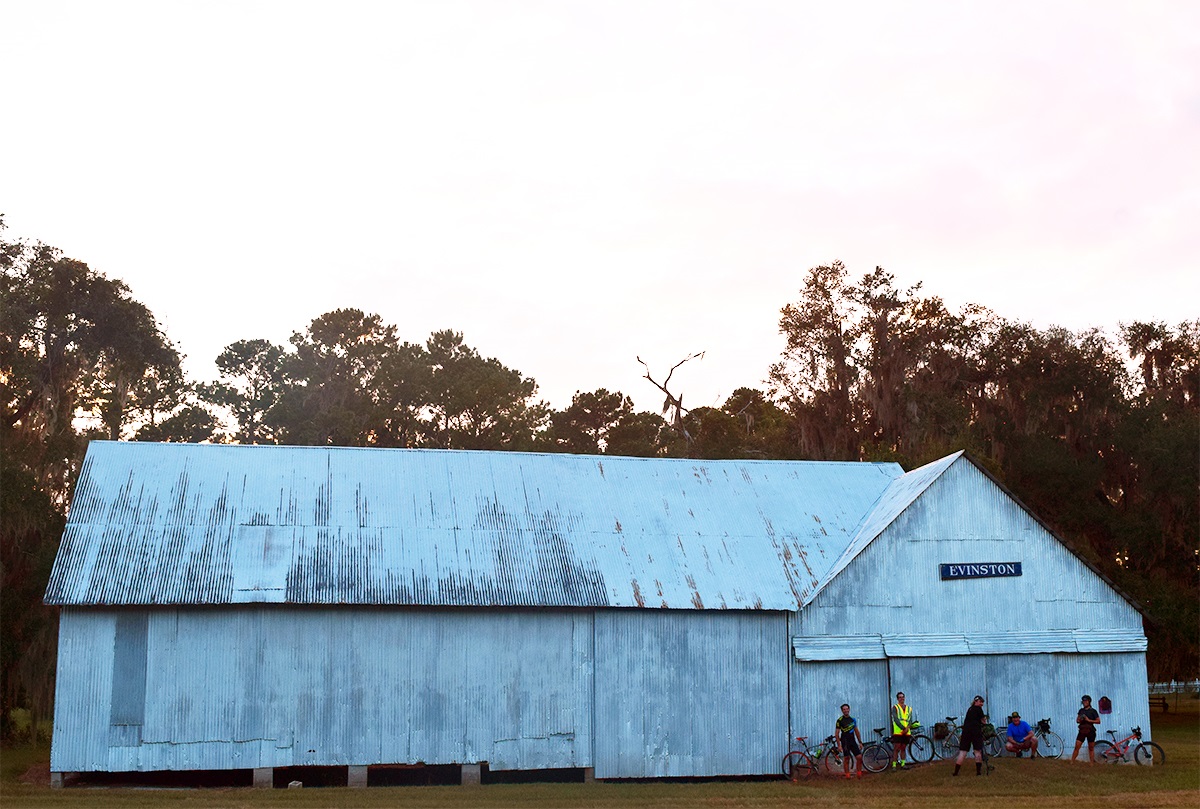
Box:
[939,562,1022,580]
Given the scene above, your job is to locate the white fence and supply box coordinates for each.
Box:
[1148,680,1200,694]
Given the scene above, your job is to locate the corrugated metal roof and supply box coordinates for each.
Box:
[45,442,905,610]
[800,452,961,607]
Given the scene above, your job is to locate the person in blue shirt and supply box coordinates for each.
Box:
[834,703,863,779]
[1004,712,1039,757]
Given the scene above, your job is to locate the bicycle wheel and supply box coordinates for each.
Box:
[1092,740,1118,763]
[1038,731,1064,759]
[1134,741,1165,766]
[822,746,845,774]
[938,733,960,760]
[908,734,935,763]
[984,731,1004,758]
[785,751,818,780]
[861,742,891,773]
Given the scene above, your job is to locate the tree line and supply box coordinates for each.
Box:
[2,223,1196,741]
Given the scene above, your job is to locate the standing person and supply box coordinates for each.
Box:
[1070,695,1102,763]
[834,703,863,779]
[952,695,986,776]
[1004,712,1039,757]
[890,691,914,768]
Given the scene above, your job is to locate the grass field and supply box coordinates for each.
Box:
[2,708,1196,808]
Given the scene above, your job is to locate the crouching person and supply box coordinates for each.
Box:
[1005,712,1039,758]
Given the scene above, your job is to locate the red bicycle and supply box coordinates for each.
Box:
[1094,726,1165,765]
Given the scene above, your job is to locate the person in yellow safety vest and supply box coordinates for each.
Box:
[891,691,915,768]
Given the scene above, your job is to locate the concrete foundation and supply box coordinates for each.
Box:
[252,767,273,788]
[348,765,368,787]
[460,763,481,785]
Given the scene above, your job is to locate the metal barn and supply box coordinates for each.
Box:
[44,442,1150,785]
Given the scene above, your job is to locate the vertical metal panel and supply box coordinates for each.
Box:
[50,610,116,773]
[54,607,594,773]
[109,613,147,726]
[791,660,890,748]
[593,610,787,778]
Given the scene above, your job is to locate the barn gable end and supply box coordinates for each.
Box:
[789,454,1148,748]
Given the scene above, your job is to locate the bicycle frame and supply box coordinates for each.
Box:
[1099,728,1140,761]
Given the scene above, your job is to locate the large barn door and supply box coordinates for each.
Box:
[887,656,990,731]
[593,610,787,778]
[790,660,889,746]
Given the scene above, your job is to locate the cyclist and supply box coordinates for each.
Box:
[1070,694,1101,763]
[834,703,863,779]
[952,694,986,776]
[1004,711,1039,757]
[890,691,915,768]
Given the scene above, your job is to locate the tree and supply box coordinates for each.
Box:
[267,310,399,446]
[770,262,861,459]
[422,330,546,450]
[548,389,635,454]
[0,219,182,738]
[200,339,287,443]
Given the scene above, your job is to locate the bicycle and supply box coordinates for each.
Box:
[936,715,1003,759]
[996,716,1064,759]
[1094,726,1165,765]
[781,734,840,779]
[860,729,893,773]
[868,725,935,767]
[1031,717,1064,759]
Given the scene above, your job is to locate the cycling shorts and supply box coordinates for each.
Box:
[958,729,984,751]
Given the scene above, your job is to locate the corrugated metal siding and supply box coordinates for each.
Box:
[796,457,1144,637]
[804,453,960,607]
[47,442,903,610]
[883,653,1155,747]
[791,660,890,747]
[593,610,787,778]
[792,630,1146,661]
[51,607,594,773]
[792,635,886,661]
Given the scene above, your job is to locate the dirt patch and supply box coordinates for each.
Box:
[20,761,50,786]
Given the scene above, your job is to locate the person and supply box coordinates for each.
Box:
[890,691,914,768]
[834,703,863,779]
[952,694,986,776]
[1004,711,1039,757]
[1070,694,1101,763]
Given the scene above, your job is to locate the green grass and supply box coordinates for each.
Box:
[2,709,1196,808]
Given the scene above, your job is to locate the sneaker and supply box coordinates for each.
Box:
[845,773,854,780]
[857,771,863,779]
[1016,751,1023,758]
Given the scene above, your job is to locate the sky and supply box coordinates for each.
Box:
[3,1,1198,413]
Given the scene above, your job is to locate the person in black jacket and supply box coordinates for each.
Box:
[1070,695,1102,763]
[952,695,986,776]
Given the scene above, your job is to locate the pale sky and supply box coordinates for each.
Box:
[3,1,1198,413]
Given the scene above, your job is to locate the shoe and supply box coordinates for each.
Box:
[857,772,863,779]
[845,773,853,780]
[900,760,907,767]
[1016,751,1023,758]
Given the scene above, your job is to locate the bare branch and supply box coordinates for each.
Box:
[636,352,705,446]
